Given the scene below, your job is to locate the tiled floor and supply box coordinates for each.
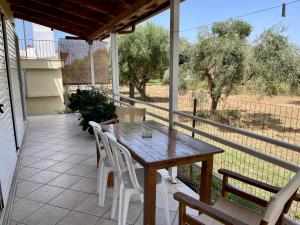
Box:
[9,114,198,225]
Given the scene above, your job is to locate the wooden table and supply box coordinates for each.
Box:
[102,120,223,225]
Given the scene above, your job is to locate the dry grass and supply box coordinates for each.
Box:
[108,84,300,220]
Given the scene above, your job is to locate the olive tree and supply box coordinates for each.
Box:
[252,27,300,95]
[193,20,252,110]
[118,22,169,98]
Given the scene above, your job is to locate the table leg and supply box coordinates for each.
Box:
[144,167,156,225]
[200,156,214,204]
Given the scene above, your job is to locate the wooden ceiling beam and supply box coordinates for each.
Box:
[8,0,106,25]
[11,4,96,31]
[69,0,117,17]
[14,12,88,39]
[88,0,156,40]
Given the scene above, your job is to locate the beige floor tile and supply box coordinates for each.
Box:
[56,211,99,225]
[18,167,42,180]
[85,168,98,179]
[47,161,76,173]
[9,220,18,225]
[31,150,58,158]
[156,192,179,212]
[20,156,42,166]
[27,170,61,184]
[48,174,82,188]
[21,205,70,225]
[134,208,177,225]
[11,198,43,221]
[70,177,97,193]
[66,165,95,177]
[74,194,112,217]
[30,159,59,170]
[46,152,71,161]
[49,190,89,210]
[80,157,97,167]
[104,202,143,225]
[25,185,65,203]
[16,181,43,197]
[95,218,118,225]
[62,154,88,164]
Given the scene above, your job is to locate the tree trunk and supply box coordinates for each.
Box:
[129,81,135,105]
[211,95,220,112]
[135,82,148,100]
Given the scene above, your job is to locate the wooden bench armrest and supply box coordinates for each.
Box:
[218,169,300,202]
[174,192,248,225]
[219,169,280,193]
[100,118,119,125]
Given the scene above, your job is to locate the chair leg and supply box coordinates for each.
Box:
[97,163,104,204]
[158,183,171,225]
[100,168,109,207]
[111,175,119,219]
[121,189,131,225]
[118,184,125,225]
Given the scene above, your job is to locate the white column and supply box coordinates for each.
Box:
[89,41,95,87]
[168,0,180,183]
[110,33,120,103]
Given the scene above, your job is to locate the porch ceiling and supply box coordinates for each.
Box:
[8,0,174,40]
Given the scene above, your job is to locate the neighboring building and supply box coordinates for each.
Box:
[19,29,109,116]
[59,39,109,86]
[0,1,27,223]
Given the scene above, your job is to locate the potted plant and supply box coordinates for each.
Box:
[67,88,116,134]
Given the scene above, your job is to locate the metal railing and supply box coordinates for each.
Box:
[103,88,300,222]
[18,39,60,60]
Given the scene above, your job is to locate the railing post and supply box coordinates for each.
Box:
[110,33,120,104]
[168,0,180,183]
[22,20,28,59]
[88,41,95,87]
[192,98,197,137]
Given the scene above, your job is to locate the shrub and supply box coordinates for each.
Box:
[67,88,116,134]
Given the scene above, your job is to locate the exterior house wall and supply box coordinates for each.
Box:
[0,1,27,224]
[21,59,65,115]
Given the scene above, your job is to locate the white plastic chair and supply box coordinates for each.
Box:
[105,132,171,225]
[89,121,117,208]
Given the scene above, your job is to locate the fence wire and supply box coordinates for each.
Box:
[105,84,300,221]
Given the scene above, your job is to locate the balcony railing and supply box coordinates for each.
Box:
[18,39,60,60]
[100,87,300,223]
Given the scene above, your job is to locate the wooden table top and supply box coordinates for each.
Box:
[102,120,223,169]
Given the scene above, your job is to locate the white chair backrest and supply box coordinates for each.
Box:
[93,123,115,166]
[105,132,142,191]
[89,121,107,159]
[262,170,300,225]
[116,106,146,123]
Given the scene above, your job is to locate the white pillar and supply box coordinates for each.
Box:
[168,0,180,183]
[110,33,120,103]
[89,41,95,87]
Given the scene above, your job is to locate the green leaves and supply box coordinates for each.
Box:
[193,21,250,109]
[67,88,116,134]
[253,27,300,95]
[118,22,169,97]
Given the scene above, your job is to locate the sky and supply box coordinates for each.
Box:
[15,0,300,46]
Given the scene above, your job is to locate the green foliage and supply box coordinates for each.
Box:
[118,22,169,98]
[67,88,116,134]
[212,19,252,40]
[162,38,196,92]
[252,27,300,95]
[193,20,252,110]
